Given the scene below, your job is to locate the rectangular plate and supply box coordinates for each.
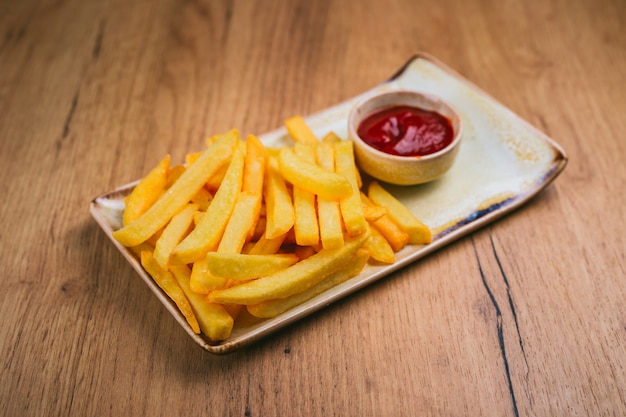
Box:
[91,53,567,354]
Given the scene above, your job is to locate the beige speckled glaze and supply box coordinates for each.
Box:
[91,53,567,354]
[348,90,463,185]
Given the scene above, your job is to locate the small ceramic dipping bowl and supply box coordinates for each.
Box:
[348,90,463,185]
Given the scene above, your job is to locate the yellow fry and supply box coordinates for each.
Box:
[169,264,234,341]
[316,142,344,250]
[217,192,261,254]
[322,131,341,143]
[205,252,299,281]
[185,151,202,166]
[123,155,170,226]
[242,134,266,238]
[292,143,320,246]
[112,133,237,247]
[361,192,409,252]
[166,164,186,189]
[334,141,367,237]
[189,257,229,293]
[368,181,433,245]
[263,154,295,239]
[247,248,370,318]
[207,233,368,305]
[172,146,244,264]
[248,232,287,255]
[362,204,387,222]
[278,147,352,200]
[363,224,396,264]
[189,187,212,211]
[153,203,199,269]
[284,114,319,144]
[140,251,200,334]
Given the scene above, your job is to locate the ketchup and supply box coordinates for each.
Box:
[357,105,454,157]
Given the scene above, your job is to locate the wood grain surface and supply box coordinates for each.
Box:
[1,0,625,415]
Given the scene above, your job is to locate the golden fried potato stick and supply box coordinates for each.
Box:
[242,134,266,238]
[361,192,409,252]
[316,142,344,250]
[247,232,287,255]
[362,204,387,222]
[322,132,341,143]
[172,146,245,264]
[285,114,319,144]
[169,264,234,341]
[140,251,200,334]
[205,252,299,281]
[292,143,320,246]
[189,187,212,211]
[185,151,202,167]
[368,181,433,245]
[189,192,261,292]
[247,248,370,318]
[112,133,237,247]
[278,147,352,200]
[334,141,367,237]
[166,164,186,189]
[363,224,396,264]
[263,154,295,239]
[122,155,170,226]
[218,192,261,254]
[153,203,199,269]
[207,233,368,305]
[190,257,229,294]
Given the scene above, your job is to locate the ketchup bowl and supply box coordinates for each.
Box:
[348,90,463,185]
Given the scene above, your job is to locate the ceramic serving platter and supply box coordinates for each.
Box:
[90,53,567,354]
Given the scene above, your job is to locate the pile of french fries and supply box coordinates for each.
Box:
[112,116,432,342]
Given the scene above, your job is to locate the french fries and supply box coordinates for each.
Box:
[112,133,237,247]
[123,155,170,226]
[113,118,432,342]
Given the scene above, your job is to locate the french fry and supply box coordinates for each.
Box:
[363,224,396,264]
[205,252,299,281]
[278,147,352,200]
[285,114,319,144]
[361,192,409,252]
[189,191,261,291]
[190,187,212,211]
[292,143,320,246]
[166,164,186,189]
[185,151,203,166]
[207,234,368,305]
[368,181,432,245]
[242,134,266,238]
[248,232,287,255]
[315,142,344,250]
[190,257,229,293]
[362,204,387,222]
[263,154,295,239]
[322,132,341,143]
[218,192,261,254]
[140,250,200,334]
[169,264,234,341]
[334,141,367,237]
[247,248,369,318]
[112,134,237,247]
[172,146,244,264]
[123,155,170,226]
[153,203,199,269]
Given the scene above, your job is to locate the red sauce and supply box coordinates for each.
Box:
[357,105,454,157]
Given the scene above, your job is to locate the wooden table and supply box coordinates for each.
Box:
[2,0,625,415]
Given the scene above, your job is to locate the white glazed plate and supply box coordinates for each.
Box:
[91,53,567,354]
